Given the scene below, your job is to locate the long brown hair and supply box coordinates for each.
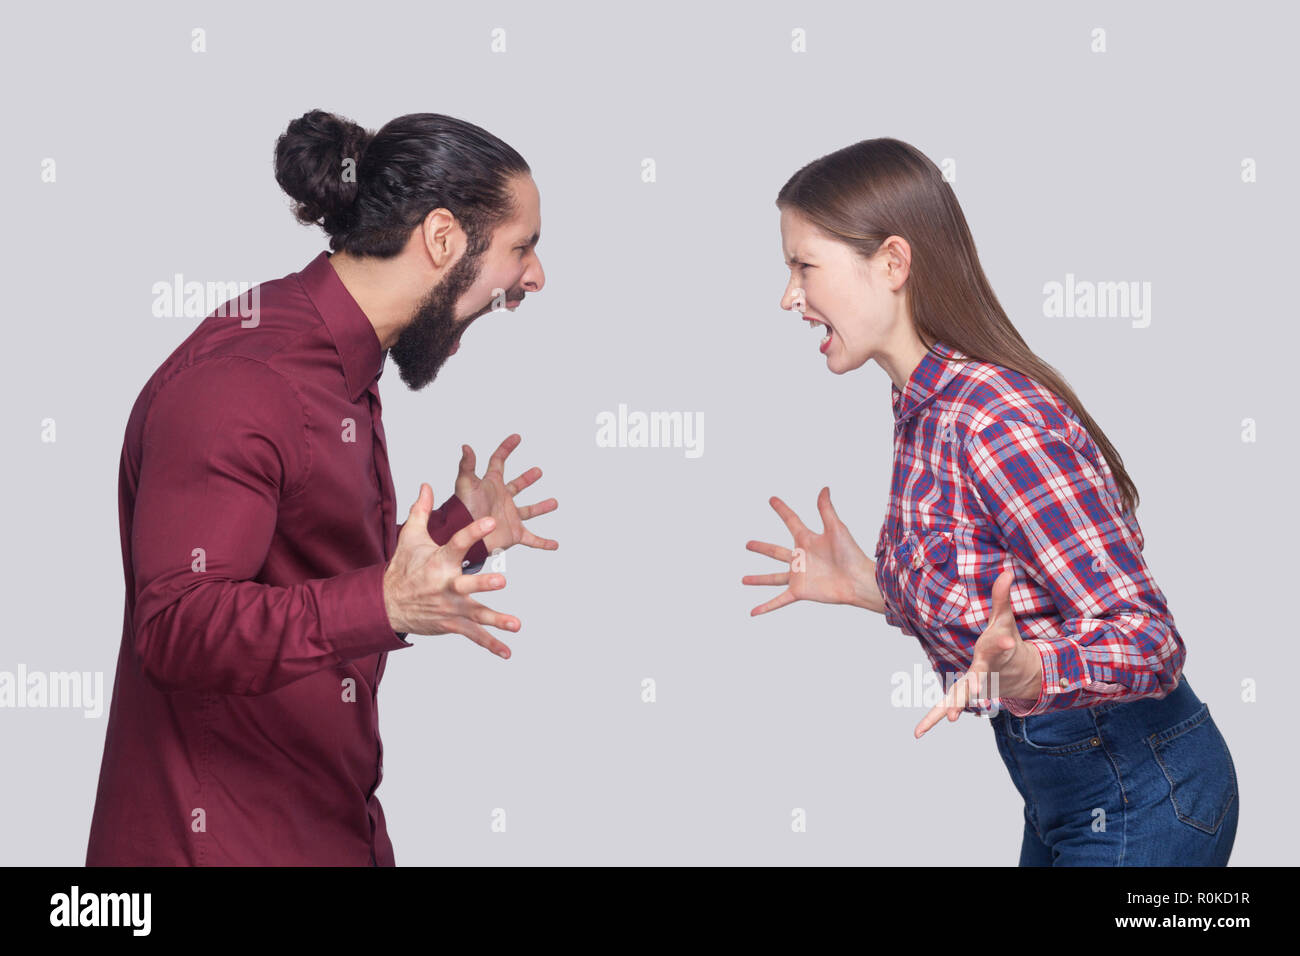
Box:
[776,137,1139,517]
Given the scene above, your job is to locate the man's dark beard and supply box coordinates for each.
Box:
[388,246,486,390]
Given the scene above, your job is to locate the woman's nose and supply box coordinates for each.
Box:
[784,286,806,312]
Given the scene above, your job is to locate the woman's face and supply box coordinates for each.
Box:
[779,207,910,375]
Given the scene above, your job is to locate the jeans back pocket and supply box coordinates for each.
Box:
[1148,704,1238,834]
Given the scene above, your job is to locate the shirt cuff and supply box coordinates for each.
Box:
[440,494,490,574]
[319,562,413,657]
[997,637,1090,717]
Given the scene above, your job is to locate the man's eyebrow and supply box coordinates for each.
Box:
[518,231,540,246]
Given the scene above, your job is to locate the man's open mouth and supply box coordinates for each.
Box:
[450,298,524,354]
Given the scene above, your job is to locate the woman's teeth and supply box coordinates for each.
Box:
[808,318,832,346]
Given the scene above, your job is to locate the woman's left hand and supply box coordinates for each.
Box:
[914,569,1043,738]
[453,434,559,556]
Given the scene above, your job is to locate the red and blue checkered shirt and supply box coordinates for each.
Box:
[874,340,1185,716]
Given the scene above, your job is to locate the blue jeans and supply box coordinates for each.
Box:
[989,675,1239,865]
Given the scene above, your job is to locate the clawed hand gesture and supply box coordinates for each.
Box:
[913,570,1043,738]
[454,433,558,556]
[384,484,519,657]
[742,487,884,615]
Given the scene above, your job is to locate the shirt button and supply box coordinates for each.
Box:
[1059,678,1069,687]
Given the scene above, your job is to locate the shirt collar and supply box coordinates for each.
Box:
[891,340,968,424]
[296,250,386,402]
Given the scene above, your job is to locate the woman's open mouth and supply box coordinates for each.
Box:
[805,316,834,353]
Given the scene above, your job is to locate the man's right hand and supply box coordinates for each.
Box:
[383,482,521,659]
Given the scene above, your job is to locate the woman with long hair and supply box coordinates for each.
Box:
[742,138,1238,866]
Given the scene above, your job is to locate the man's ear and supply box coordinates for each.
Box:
[421,207,462,268]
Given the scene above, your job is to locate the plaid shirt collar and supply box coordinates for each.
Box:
[891,340,969,425]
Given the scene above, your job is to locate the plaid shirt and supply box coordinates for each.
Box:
[874,340,1185,716]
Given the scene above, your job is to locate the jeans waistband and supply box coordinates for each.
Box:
[991,675,1202,739]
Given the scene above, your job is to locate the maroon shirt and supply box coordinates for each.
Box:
[86,250,487,866]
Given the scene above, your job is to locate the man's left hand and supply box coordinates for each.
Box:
[454,434,559,556]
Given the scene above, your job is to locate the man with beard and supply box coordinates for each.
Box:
[86,111,554,866]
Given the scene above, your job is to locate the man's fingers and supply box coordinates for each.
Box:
[457,445,477,479]
[465,602,521,632]
[400,483,435,539]
[487,433,521,475]
[742,572,790,587]
[750,590,796,616]
[520,529,559,551]
[449,595,520,632]
[454,621,512,660]
[745,539,793,565]
[443,515,496,563]
[505,466,542,496]
[409,482,433,516]
[516,498,558,521]
[452,571,508,596]
[768,496,809,537]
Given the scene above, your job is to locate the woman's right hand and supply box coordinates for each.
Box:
[742,486,885,615]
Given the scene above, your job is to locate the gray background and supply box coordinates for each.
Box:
[2,0,1293,865]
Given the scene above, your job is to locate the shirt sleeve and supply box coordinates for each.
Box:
[406,494,489,575]
[130,356,408,697]
[959,416,1186,716]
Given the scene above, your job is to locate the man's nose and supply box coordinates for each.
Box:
[525,259,545,295]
